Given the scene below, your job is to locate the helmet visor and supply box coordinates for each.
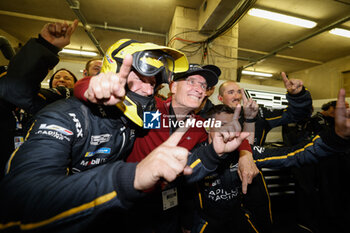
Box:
[132,50,175,80]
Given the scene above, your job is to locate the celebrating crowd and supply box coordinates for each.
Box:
[0,20,349,233]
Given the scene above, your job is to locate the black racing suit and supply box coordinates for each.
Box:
[0,35,72,178]
[0,98,141,232]
[192,129,349,233]
[0,35,66,114]
[242,87,313,232]
[0,97,225,233]
[287,112,350,233]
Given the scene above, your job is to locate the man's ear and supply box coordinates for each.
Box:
[218,94,223,103]
[170,81,177,94]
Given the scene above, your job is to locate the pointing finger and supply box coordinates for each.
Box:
[281,72,289,85]
[253,100,258,111]
[162,124,190,147]
[233,104,241,120]
[241,88,248,104]
[241,176,248,194]
[66,19,79,37]
[117,54,133,87]
[336,88,346,119]
[336,88,346,109]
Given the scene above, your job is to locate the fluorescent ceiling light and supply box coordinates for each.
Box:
[329,28,350,38]
[242,70,273,77]
[248,8,317,28]
[60,49,98,57]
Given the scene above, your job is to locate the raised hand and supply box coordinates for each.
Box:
[212,104,250,155]
[242,88,258,120]
[335,88,350,139]
[281,72,303,95]
[40,19,79,49]
[84,54,132,105]
[134,127,191,190]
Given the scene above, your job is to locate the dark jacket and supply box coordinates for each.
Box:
[0,36,73,178]
[237,87,313,232]
[0,96,229,233]
[193,129,349,233]
[252,87,313,146]
[0,35,69,115]
[0,97,143,232]
[285,111,349,233]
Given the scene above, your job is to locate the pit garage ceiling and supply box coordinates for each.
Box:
[1,0,350,76]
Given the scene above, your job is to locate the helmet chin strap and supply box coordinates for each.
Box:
[116,86,156,127]
[125,86,155,112]
[155,72,167,89]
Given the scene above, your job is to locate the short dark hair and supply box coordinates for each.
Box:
[321,101,336,111]
[206,104,235,119]
[85,58,101,71]
[49,68,77,88]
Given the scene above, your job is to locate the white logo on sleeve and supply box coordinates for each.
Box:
[69,113,83,138]
[39,124,73,135]
[90,134,112,145]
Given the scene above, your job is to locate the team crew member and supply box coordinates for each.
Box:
[48,68,77,88]
[83,58,102,77]
[0,20,79,180]
[0,21,99,131]
[0,39,190,232]
[218,75,313,232]
[0,20,79,115]
[219,74,312,146]
[285,99,350,232]
[193,90,350,233]
[0,20,101,181]
[74,64,252,232]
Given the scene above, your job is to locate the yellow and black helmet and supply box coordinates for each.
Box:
[101,39,189,85]
[101,39,189,127]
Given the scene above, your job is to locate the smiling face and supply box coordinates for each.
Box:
[127,69,156,96]
[218,81,242,108]
[171,74,207,112]
[51,70,76,88]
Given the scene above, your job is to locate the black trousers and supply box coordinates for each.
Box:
[242,172,273,233]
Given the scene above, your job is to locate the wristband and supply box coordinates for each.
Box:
[245,118,257,123]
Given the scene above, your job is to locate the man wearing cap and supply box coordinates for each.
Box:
[125,64,225,162]
[0,40,194,232]
[74,63,252,232]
